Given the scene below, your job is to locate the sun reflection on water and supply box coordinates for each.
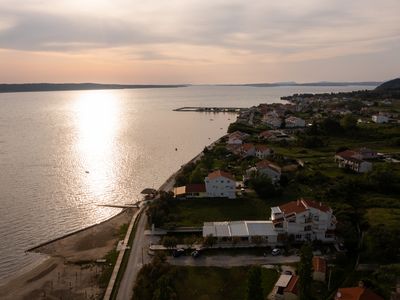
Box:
[73,90,120,202]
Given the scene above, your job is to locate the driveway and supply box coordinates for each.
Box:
[167,254,300,267]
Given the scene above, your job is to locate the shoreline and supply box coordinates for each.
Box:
[0,134,226,298]
[0,208,136,299]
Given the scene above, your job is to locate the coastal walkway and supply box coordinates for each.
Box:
[103,207,143,300]
[173,106,244,112]
[115,211,152,300]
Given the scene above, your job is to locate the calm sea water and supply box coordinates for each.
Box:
[0,85,375,282]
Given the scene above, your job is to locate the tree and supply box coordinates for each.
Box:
[249,174,280,199]
[298,243,313,300]
[203,234,217,248]
[340,115,358,131]
[162,236,178,249]
[246,266,264,300]
[152,274,178,300]
[320,117,343,135]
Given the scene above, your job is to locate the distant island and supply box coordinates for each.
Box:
[0,83,188,94]
[0,81,386,94]
[216,81,382,87]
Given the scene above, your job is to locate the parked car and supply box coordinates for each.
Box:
[191,250,201,258]
[172,248,185,257]
[283,270,293,275]
[271,248,281,256]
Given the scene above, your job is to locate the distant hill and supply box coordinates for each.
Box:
[375,78,400,91]
[218,81,381,87]
[0,83,188,93]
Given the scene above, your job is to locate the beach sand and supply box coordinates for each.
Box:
[0,208,136,300]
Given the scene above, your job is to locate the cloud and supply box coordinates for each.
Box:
[0,0,399,65]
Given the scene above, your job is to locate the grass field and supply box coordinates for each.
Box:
[365,207,400,229]
[173,266,279,300]
[166,193,277,227]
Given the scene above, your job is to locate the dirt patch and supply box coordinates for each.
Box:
[26,263,57,283]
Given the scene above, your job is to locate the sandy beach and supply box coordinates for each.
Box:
[0,208,136,300]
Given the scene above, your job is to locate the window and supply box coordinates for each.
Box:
[314,215,319,221]
[295,234,302,239]
[304,225,312,231]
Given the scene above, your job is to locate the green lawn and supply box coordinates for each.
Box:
[366,207,400,229]
[167,193,273,227]
[173,266,279,300]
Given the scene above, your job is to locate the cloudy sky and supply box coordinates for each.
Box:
[0,0,399,83]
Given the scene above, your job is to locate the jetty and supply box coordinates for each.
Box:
[98,203,139,209]
[173,106,245,113]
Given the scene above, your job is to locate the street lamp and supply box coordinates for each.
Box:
[328,264,335,291]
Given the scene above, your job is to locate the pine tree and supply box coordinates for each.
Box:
[246,266,264,300]
[298,243,313,300]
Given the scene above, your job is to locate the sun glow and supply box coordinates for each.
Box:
[73,90,120,199]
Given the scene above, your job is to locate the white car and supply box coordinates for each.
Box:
[271,248,281,256]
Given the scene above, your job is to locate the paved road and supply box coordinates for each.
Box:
[167,254,300,267]
[116,212,152,300]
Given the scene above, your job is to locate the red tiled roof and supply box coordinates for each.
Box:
[241,143,255,151]
[255,160,281,173]
[259,130,273,138]
[336,150,366,163]
[207,170,235,181]
[301,198,331,213]
[336,150,357,159]
[186,184,206,193]
[255,144,270,152]
[284,275,298,294]
[312,256,327,273]
[336,287,384,300]
[279,200,308,214]
[279,199,332,215]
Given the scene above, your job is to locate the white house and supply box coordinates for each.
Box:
[372,114,389,124]
[335,150,373,173]
[238,143,256,158]
[263,112,282,128]
[355,147,378,160]
[203,220,278,245]
[285,116,306,128]
[227,131,250,145]
[205,170,236,199]
[255,145,273,159]
[255,160,281,183]
[270,199,336,242]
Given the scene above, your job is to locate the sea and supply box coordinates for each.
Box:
[0,85,375,283]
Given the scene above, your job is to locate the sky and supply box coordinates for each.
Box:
[0,0,399,84]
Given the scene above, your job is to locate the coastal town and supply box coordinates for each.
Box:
[1,79,399,300]
[137,79,400,300]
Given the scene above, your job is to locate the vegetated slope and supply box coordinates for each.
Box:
[375,78,400,91]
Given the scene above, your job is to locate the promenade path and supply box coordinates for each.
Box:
[116,212,156,300]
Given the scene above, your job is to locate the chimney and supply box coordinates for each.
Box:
[358,281,365,288]
[320,202,322,207]
[297,199,300,206]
